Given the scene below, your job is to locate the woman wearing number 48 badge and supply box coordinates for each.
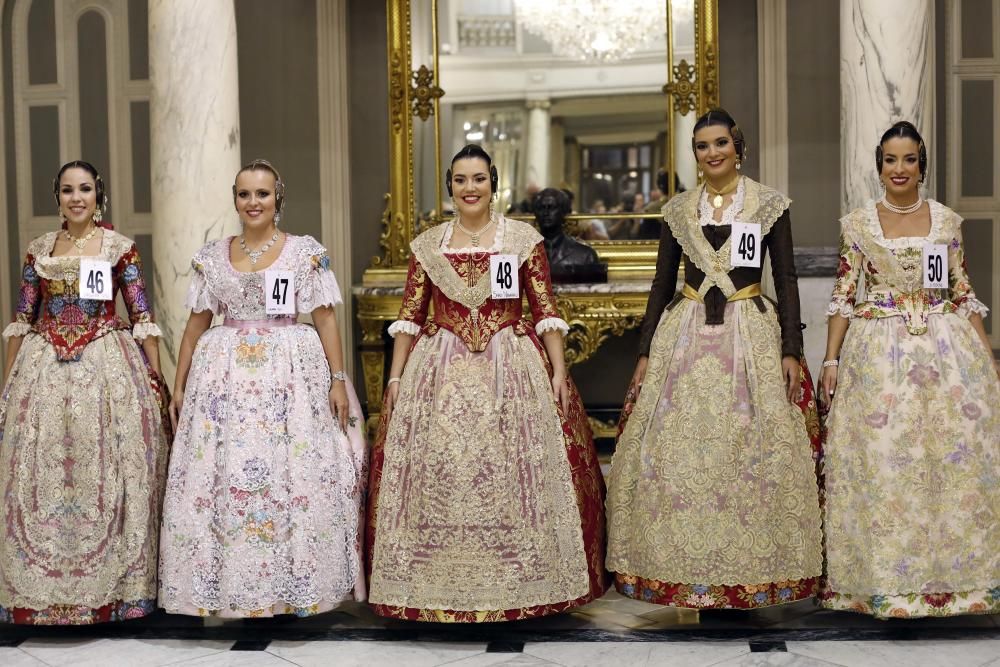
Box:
[606,109,825,609]
[0,160,169,624]
[818,121,1000,619]
[366,144,608,622]
[159,159,367,617]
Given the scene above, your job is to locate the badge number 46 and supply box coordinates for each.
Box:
[490,254,519,299]
[79,259,112,300]
[730,222,762,268]
[922,244,948,289]
[265,269,296,314]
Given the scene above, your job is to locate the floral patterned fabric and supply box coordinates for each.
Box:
[0,231,167,625]
[159,235,366,618]
[366,219,608,622]
[821,201,1000,619]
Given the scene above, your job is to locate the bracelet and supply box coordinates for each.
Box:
[822,359,839,368]
[331,370,347,382]
[387,377,401,386]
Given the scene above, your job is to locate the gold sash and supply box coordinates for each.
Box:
[682,282,762,303]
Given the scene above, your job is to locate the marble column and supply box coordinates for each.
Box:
[674,111,698,191]
[149,0,241,384]
[840,0,933,213]
[526,99,551,188]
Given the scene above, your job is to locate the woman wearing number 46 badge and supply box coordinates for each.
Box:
[0,160,170,624]
[159,159,367,617]
[366,144,607,622]
[606,109,825,609]
[818,121,1000,619]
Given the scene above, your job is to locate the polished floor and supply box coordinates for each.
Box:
[1,591,996,666]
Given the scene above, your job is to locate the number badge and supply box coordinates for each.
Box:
[922,244,948,289]
[489,254,519,299]
[79,259,112,300]
[264,269,296,314]
[730,221,762,268]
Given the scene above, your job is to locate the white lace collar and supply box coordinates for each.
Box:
[698,177,745,227]
[863,198,946,249]
[440,215,506,253]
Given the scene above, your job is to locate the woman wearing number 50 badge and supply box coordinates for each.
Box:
[366,144,607,622]
[818,121,1000,619]
[0,160,169,624]
[606,109,824,609]
[159,159,367,617]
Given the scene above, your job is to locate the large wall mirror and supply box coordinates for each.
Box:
[368,0,719,283]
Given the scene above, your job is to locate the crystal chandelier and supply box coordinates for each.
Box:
[514,0,668,62]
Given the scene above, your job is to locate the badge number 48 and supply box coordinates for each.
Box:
[265,269,296,314]
[490,254,519,299]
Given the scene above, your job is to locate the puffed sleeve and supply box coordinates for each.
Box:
[2,252,41,338]
[946,218,989,319]
[764,210,804,358]
[826,221,863,320]
[115,244,162,339]
[387,254,431,338]
[522,242,568,336]
[637,222,682,357]
[297,248,343,313]
[184,247,221,315]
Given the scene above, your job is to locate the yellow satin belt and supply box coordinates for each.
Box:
[682,282,762,303]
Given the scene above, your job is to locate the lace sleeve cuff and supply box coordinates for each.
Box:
[388,320,421,337]
[132,322,163,340]
[2,322,32,339]
[535,317,569,336]
[825,300,854,320]
[297,266,344,313]
[957,297,990,319]
[184,273,220,314]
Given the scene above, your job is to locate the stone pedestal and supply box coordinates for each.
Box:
[149,0,241,384]
[840,0,933,213]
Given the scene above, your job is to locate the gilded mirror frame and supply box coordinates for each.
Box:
[364,0,720,285]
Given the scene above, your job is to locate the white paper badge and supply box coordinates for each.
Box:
[730,221,762,268]
[922,243,948,289]
[264,269,296,314]
[79,259,112,300]
[489,254,519,299]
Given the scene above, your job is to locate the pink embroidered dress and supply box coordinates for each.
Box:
[0,230,168,624]
[159,234,366,617]
[821,200,1000,618]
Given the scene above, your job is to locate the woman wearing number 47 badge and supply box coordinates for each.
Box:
[366,144,608,622]
[159,159,367,617]
[606,109,825,609]
[818,121,1000,619]
[0,161,169,624]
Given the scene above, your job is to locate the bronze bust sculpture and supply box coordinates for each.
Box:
[534,188,607,283]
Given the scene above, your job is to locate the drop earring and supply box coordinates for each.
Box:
[58,209,66,223]
[735,160,742,171]
[274,211,282,225]
[92,207,103,224]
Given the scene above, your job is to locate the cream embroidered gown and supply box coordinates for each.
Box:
[821,200,1000,618]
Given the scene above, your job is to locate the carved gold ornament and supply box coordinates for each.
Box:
[410,65,444,121]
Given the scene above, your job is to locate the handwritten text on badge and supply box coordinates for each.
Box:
[264,270,296,314]
[489,254,519,299]
[79,259,112,300]
[730,222,762,268]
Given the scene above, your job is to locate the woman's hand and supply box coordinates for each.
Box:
[630,356,649,397]
[168,389,184,432]
[329,381,349,432]
[551,370,570,414]
[383,381,400,420]
[819,364,839,406]
[782,356,801,403]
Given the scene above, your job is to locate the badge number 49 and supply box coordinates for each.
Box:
[490,254,519,299]
[730,222,762,268]
[79,259,112,300]
[922,244,948,289]
[265,269,296,314]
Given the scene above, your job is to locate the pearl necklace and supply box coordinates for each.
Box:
[455,216,495,247]
[239,231,280,265]
[64,225,99,253]
[880,195,923,215]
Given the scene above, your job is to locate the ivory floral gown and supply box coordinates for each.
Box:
[821,200,1000,618]
[0,229,168,624]
[159,234,366,617]
[606,178,824,609]
[366,216,607,622]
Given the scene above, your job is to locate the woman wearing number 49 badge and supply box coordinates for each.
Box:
[159,159,367,617]
[818,121,1000,619]
[606,109,825,609]
[366,144,607,622]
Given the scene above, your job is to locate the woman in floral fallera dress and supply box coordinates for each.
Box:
[159,160,366,617]
[819,122,1000,619]
[0,161,169,624]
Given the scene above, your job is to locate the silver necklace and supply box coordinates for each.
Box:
[454,216,495,247]
[239,231,280,265]
[880,195,923,215]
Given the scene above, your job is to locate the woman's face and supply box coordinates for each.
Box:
[450,157,492,219]
[880,136,922,200]
[234,169,278,229]
[693,124,738,183]
[58,167,98,226]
